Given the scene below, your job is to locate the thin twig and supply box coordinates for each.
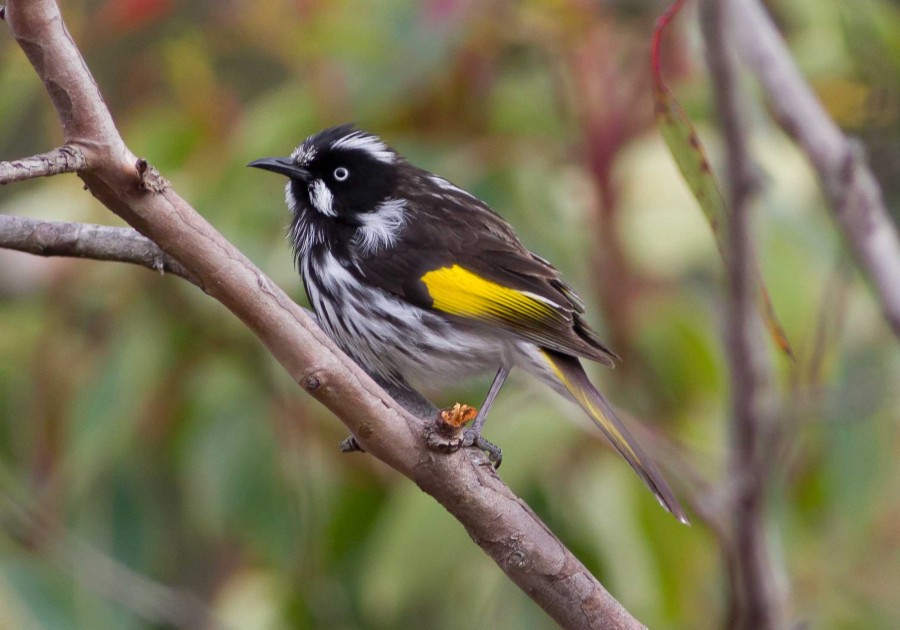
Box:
[0,214,200,286]
[0,146,86,185]
[732,0,900,340]
[700,0,787,628]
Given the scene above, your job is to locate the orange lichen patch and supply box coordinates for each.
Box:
[440,403,478,428]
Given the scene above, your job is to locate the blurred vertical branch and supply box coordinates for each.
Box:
[700,1,787,628]
[653,0,899,624]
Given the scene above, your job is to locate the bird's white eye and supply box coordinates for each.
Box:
[333,167,349,181]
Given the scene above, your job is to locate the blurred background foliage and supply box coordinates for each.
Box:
[1,0,899,627]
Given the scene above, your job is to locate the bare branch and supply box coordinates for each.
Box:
[3,1,647,626]
[0,145,86,185]
[0,214,199,285]
[701,1,787,628]
[731,0,900,340]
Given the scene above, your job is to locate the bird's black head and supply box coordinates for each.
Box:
[249,124,399,222]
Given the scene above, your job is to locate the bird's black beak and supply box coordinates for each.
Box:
[247,157,311,181]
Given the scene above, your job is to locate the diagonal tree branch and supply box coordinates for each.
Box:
[0,214,198,285]
[1,1,650,627]
[732,0,900,340]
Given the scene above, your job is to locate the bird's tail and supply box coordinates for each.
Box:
[540,349,689,524]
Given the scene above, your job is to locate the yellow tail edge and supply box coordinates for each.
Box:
[541,349,690,525]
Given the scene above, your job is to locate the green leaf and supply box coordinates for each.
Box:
[652,0,795,360]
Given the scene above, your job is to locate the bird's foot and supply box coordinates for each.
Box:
[462,429,502,468]
[425,403,502,469]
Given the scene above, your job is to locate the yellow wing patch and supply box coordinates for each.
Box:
[420,264,555,322]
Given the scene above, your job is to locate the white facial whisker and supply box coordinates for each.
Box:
[285,182,322,261]
[353,198,407,255]
[309,179,336,217]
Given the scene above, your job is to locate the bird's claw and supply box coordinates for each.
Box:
[462,429,502,469]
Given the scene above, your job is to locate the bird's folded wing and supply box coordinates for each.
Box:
[356,242,618,366]
[353,180,619,365]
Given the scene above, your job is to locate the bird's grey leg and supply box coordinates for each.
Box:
[471,365,510,434]
[462,365,511,468]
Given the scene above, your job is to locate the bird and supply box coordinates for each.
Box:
[249,124,688,524]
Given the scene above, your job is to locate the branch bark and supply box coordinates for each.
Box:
[0,145,86,185]
[1,1,646,627]
[732,0,900,340]
[700,1,787,628]
[0,215,198,285]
